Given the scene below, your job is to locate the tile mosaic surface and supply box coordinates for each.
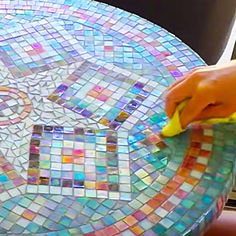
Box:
[48,60,164,131]
[27,125,131,200]
[0,19,86,78]
[0,87,31,126]
[0,0,235,235]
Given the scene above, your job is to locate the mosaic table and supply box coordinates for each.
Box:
[0,0,235,235]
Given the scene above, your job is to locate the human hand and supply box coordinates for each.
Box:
[165,60,236,128]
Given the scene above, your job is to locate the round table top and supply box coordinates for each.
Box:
[0,0,235,235]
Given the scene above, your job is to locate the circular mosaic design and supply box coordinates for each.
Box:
[0,87,31,126]
[0,1,234,236]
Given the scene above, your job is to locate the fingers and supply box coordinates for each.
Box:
[167,77,186,91]
[165,78,193,118]
[180,93,209,128]
[195,104,232,120]
[165,66,209,119]
[167,67,204,91]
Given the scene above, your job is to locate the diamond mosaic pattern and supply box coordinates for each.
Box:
[0,19,86,78]
[0,0,234,235]
[48,60,165,131]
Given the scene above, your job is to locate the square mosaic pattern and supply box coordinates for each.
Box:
[48,61,161,131]
[0,19,85,78]
[26,125,131,200]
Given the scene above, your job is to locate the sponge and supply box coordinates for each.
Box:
[162,100,236,137]
[161,100,187,137]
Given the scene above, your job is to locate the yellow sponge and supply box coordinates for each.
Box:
[162,100,236,137]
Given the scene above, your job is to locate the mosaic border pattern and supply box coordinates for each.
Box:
[0,87,31,126]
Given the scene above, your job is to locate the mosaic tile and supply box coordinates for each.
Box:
[64,22,165,79]
[0,0,234,235]
[26,125,131,200]
[0,87,31,126]
[0,19,86,78]
[0,152,26,201]
[48,60,164,131]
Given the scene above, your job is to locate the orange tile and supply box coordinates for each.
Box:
[191,132,202,142]
[96,182,108,190]
[199,150,211,157]
[25,105,32,112]
[8,170,18,179]
[202,136,213,143]
[186,176,199,185]
[62,156,73,163]
[140,204,153,215]
[107,144,117,152]
[195,163,206,172]
[166,180,180,190]
[39,177,49,185]
[87,90,99,98]
[99,118,110,126]
[167,65,177,71]
[28,168,39,176]
[130,225,144,235]
[104,22,114,28]
[124,215,138,226]
[173,175,185,184]
[153,193,166,203]
[177,168,190,178]
[0,87,9,92]
[115,111,129,122]
[18,91,27,99]
[161,186,175,196]
[22,209,36,220]
[148,199,160,208]
[188,148,200,157]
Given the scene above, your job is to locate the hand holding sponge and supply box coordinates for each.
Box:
[162,99,236,137]
[163,60,236,137]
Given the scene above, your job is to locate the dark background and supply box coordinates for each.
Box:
[97,0,236,64]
